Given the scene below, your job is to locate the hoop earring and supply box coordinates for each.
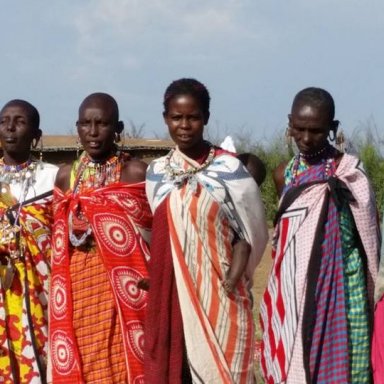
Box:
[328,129,336,142]
[115,132,121,143]
[31,138,39,149]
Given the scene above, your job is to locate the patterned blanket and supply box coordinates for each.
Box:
[260,153,379,384]
[0,195,53,383]
[49,183,151,384]
[146,147,268,383]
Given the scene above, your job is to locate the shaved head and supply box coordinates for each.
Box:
[79,93,119,124]
[291,87,335,122]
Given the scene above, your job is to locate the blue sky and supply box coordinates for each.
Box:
[1,1,384,145]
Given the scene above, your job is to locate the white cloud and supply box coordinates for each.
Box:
[71,0,264,59]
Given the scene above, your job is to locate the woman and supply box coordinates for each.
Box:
[49,93,152,384]
[0,100,58,383]
[144,78,268,383]
[260,87,379,383]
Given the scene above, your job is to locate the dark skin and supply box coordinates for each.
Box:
[222,239,251,294]
[0,101,42,165]
[274,102,343,197]
[163,93,251,294]
[55,93,147,192]
[163,94,210,159]
[0,101,42,259]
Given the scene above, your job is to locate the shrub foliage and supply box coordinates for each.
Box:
[212,128,384,223]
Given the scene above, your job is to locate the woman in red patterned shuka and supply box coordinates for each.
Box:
[48,93,152,384]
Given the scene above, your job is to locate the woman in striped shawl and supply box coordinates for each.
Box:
[260,87,379,383]
[144,78,268,383]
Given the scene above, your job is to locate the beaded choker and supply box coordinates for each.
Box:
[299,144,329,159]
[165,145,215,179]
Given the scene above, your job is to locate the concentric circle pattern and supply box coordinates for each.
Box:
[112,267,147,310]
[51,275,67,320]
[51,331,76,375]
[126,320,145,362]
[52,219,65,264]
[93,213,137,257]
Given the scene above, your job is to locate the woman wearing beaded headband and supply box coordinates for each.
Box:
[48,93,152,384]
[0,99,58,383]
[145,78,268,383]
[260,87,379,383]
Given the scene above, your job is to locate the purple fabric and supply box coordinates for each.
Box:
[285,157,350,383]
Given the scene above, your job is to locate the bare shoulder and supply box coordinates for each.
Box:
[121,157,148,183]
[55,163,72,192]
[273,161,289,197]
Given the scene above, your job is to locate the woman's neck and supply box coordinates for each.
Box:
[178,141,211,163]
[2,153,31,166]
[299,143,335,165]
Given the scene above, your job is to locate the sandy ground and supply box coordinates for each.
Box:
[251,237,273,382]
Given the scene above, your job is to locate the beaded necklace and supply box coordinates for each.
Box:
[0,157,40,288]
[72,151,122,194]
[289,144,335,186]
[164,144,215,191]
[0,158,38,186]
[165,145,215,178]
[69,151,122,247]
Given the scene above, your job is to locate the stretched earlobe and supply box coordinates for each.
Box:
[204,112,210,125]
[332,120,340,131]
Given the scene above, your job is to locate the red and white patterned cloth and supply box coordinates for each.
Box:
[49,183,151,384]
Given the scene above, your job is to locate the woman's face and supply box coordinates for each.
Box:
[164,94,207,156]
[0,104,39,164]
[288,104,333,155]
[77,102,118,161]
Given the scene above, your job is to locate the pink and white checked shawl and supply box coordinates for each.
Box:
[260,153,379,384]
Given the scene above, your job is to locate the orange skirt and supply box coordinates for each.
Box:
[70,247,127,384]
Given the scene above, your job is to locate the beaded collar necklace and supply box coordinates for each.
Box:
[164,145,215,179]
[0,158,37,185]
[70,151,122,247]
[72,151,122,194]
[0,158,40,285]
